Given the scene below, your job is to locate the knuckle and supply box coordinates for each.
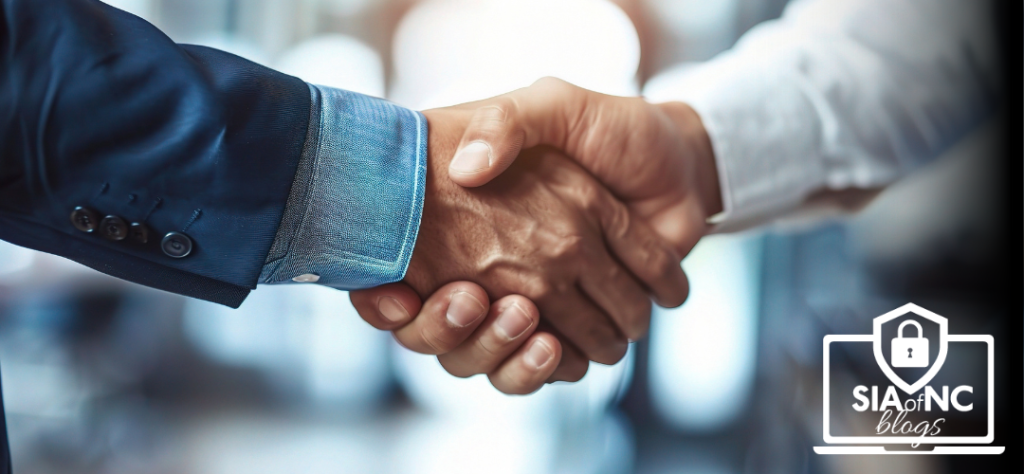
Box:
[523,279,554,302]
[420,327,460,355]
[473,336,504,367]
[531,76,567,91]
[544,224,586,262]
[554,234,585,259]
[478,100,512,124]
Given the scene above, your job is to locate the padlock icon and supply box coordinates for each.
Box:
[891,320,929,367]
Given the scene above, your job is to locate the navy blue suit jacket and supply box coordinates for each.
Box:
[1,1,317,469]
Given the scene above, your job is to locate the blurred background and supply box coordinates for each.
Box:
[0,1,1013,473]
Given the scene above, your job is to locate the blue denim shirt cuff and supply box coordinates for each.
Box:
[259,84,427,289]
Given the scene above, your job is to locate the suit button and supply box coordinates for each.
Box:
[99,215,128,241]
[161,232,193,258]
[129,222,151,244]
[70,207,99,233]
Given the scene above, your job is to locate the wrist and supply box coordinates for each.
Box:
[406,108,478,294]
[656,101,723,223]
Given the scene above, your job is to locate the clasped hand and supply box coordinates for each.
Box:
[350,78,722,394]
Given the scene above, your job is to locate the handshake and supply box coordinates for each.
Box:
[348,78,723,395]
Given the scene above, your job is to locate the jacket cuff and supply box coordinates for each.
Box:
[260,84,428,289]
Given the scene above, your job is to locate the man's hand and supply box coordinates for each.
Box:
[351,281,561,395]
[350,79,723,394]
[350,104,688,394]
[448,77,723,256]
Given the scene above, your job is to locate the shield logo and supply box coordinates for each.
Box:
[872,303,948,394]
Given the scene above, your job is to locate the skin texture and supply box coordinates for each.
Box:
[406,107,687,365]
[350,280,565,393]
[351,80,719,394]
[407,147,636,365]
[448,77,722,257]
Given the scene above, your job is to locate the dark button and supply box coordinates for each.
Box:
[161,232,193,258]
[99,215,128,241]
[70,207,99,233]
[129,222,151,244]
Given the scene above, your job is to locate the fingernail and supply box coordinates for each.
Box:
[449,142,492,174]
[446,291,486,327]
[494,303,532,340]
[377,296,409,323]
[524,340,554,369]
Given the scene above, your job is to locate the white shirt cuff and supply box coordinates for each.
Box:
[643,56,827,233]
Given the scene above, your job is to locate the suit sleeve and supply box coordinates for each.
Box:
[0,0,311,307]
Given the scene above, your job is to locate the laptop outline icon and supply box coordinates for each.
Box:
[814,303,1004,455]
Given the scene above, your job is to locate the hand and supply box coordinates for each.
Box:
[408,107,687,361]
[448,77,723,256]
[351,281,563,395]
[350,79,722,393]
[349,105,689,394]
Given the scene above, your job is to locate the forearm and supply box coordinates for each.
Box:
[644,0,1001,231]
[0,0,310,306]
[0,0,433,303]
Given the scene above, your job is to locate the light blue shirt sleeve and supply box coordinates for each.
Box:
[258,84,428,289]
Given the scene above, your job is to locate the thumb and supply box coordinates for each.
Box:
[447,77,590,187]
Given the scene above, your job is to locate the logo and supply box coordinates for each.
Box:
[814,303,1003,455]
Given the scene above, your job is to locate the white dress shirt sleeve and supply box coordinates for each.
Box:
[643,0,1002,232]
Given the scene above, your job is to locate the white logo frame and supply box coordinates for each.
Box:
[820,303,996,447]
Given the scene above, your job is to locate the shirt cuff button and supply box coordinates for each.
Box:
[292,274,320,283]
